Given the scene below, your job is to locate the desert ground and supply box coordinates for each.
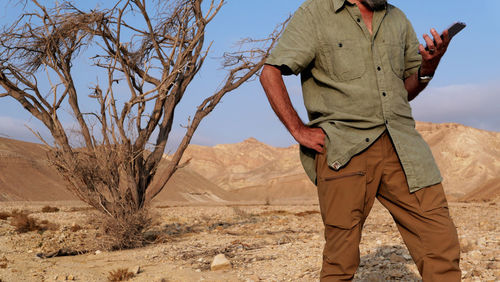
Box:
[1,122,499,281]
[0,200,498,282]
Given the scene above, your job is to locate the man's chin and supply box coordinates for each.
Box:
[360,0,387,11]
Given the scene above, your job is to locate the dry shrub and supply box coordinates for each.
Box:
[41,206,60,213]
[70,224,82,232]
[11,209,30,216]
[294,210,320,217]
[9,211,58,233]
[96,207,152,251]
[259,210,290,216]
[0,211,10,220]
[40,220,59,231]
[107,268,134,281]
[10,212,39,233]
[232,206,253,219]
[0,256,7,269]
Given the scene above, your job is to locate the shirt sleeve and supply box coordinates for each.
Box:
[266,7,317,76]
[403,17,422,79]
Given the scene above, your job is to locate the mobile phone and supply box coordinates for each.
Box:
[424,22,466,51]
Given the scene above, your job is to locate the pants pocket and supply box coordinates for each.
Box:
[414,183,449,212]
[317,170,367,229]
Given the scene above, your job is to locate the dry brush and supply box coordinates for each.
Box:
[0,0,284,223]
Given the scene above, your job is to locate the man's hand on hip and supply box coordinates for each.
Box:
[418,29,450,75]
[293,125,326,153]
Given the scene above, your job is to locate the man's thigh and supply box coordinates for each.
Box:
[315,150,368,229]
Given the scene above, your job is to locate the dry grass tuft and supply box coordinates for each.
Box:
[9,211,59,233]
[70,224,83,232]
[232,206,254,219]
[0,256,7,269]
[259,210,290,216]
[41,206,60,213]
[96,208,152,251]
[0,211,10,220]
[107,268,134,281]
[10,212,39,233]
[294,210,320,217]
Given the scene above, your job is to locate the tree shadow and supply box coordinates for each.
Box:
[355,244,422,281]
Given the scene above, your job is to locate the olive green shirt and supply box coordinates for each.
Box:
[266,0,442,192]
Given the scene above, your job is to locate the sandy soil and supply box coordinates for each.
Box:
[0,201,498,282]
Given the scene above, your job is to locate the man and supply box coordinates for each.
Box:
[259,0,461,281]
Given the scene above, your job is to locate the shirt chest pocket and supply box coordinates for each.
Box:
[320,39,365,81]
[384,42,405,79]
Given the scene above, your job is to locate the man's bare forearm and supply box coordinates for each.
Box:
[260,65,305,136]
[260,64,325,153]
[405,71,428,101]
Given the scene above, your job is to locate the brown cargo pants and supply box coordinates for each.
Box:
[315,131,461,281]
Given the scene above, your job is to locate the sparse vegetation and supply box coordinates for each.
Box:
[107,268,134,281]
[0,1,285,245]
[9,211,58,233]
[96,208,152,251]
[41,206,60,213]
[0,211,10,220]
[232,206,253,220]
[0,256,7,269]
[70,224,82,232]
[10,211,39,233]
[294,210,320,217]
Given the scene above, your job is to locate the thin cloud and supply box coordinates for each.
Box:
[411,81,500,132]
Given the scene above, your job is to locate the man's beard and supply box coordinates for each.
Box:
[360,0,387,11]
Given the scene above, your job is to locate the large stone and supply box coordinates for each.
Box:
[389,253,406,264]
[210,254,231,271]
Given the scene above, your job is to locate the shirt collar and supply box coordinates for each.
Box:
[333,0,357,13]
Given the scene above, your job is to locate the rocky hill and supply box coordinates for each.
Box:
[180,122,500,202]
[0,122,499,203]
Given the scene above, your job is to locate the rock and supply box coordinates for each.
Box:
[487,261,499,270]
[362,273,385,281]
[94,250,102,255]
[66,274,75,280]
[460,238,475,253]
[246,274,261,282]
[468,250,482,262]
[471,269,482,277]
[389,253,406,264]
[210,254,231,271]
[389,270,404,278]
[402,253,412,260]
[132,265,141,274]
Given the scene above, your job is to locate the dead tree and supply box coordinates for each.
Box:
[0,0,284,217]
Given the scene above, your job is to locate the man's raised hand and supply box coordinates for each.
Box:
[418,28,451,75]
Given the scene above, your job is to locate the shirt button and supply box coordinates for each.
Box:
[382,92,387,97]
[377,66,381,71]
[365,138,370,142]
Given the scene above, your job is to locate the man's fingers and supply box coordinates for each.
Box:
[418,44,431,60]
[423,34,435,53]
[314,145,324,154]
[430,28,443,49]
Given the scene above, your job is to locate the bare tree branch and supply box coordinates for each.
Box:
[0,0,287,217]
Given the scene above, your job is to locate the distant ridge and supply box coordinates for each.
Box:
[0,122,499,203]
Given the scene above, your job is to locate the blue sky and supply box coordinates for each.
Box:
[1,0,499,149]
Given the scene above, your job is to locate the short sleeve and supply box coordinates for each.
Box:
[266,7,317,76]
[403,17,422,79]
